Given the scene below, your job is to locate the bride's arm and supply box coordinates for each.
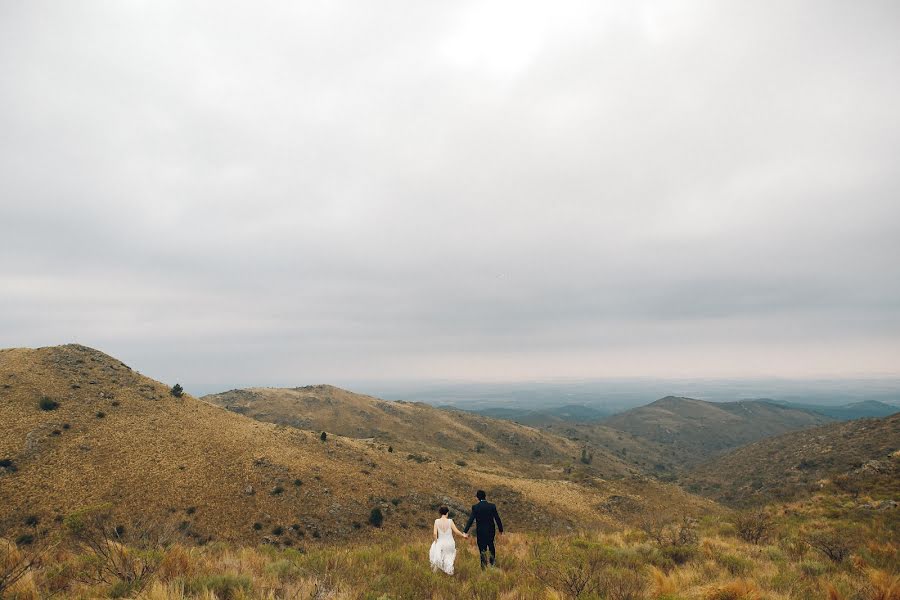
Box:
[433,520,438,542]
[450,519,468,538]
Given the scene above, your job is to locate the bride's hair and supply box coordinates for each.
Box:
[438,505,449,515]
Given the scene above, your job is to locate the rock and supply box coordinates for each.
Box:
[244,485,255,496]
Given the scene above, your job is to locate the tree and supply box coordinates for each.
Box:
[320,431,327,442]
[170,384,184,398]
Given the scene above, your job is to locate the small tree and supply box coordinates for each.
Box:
[170,384,184,398]
[733,509,772,544]
[320,431,327,442]
[368,508,384,528]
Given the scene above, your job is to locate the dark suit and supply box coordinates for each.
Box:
[463,500,503,568]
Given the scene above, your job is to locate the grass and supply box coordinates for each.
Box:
[2,501,897,599]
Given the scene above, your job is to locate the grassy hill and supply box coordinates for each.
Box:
[682,413,900,507]
[599,396,833,469]
[0,345,710,550]
[202,386,624,479]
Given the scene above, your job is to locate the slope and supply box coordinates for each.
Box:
[0,345,713,548]
[600,396,833,468]
[681,413,900,506]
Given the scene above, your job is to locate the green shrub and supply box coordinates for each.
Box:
[369,508,384,528]
[170,384,184,398]
[718,553,753,576]
[39,397,59,411]
[798,559,829,577]
[184,574,252,599]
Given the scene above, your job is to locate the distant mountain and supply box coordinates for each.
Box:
[763,399,899,421]
[682,413,900,506]
[467,403,610,426]
[599,396,833,468]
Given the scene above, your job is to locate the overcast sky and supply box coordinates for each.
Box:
[1,1,898,388]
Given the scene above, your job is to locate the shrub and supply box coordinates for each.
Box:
[185,574,252,600]
[62,423,71,430]
[252,522,262,531]
[455,460,467,467]
[271,485,284,495]
[24,515,38,527]
[96,411,106,419]
[368,508,384,528]
[63,505,170,596]
[271,526,284,536]
[718,553,753,576]
[39,397,59,411]
[387,446,393,453]
[170,384,184,398]
[804,525,861,563]
[0,458,14,468]
[580,447,594,464]
[733,509,772,544]
[14,534,33,546]
[320,431,327,442]
[293,479,303,486]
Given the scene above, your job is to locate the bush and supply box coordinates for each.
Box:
[185,574,252,600]
[252,522,262,531]
[96,411,106,419]
[39,397,59,411]
[271,485,284,495]
[271,526,284,536]
[293,479,303,486]
[718,553,753,576]
[387,446,393,453]
[804,525,861,563]
[368,508,384,528]
[320,431,327,442]
[170,384,183,398]
[14,534,34,546]
[24,515,38,527]
[733,509,772,544]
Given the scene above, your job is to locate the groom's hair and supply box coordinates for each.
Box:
[476,490,486,500]
[438,505,449,515]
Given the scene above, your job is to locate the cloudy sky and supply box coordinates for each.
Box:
[1,1,898,388]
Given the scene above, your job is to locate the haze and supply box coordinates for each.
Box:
[2,1,899,389]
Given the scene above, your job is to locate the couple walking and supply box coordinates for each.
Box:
[429,490,504,575]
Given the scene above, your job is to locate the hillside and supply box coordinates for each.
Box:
[682,413,900,506]
[771,399,899,421]
[202,386,623,478]
[0,345,712,548]
[600,396,833,468]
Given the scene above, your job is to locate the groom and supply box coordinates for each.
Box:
[463,490,504,569]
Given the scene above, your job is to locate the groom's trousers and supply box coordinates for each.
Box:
[477,536,496,569]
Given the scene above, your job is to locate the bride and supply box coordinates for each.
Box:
[429,506,468,575]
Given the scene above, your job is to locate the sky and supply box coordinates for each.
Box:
[1,1,899,389]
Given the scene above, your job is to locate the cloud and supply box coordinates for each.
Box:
[1,0,898,385]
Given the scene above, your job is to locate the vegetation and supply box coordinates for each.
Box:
[170,384,183,398]
[1,498,897,599]
[38,397,59,411]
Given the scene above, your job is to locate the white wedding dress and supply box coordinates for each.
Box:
[429,518,457,575]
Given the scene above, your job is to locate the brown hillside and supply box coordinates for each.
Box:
[0,345,714,547]
[682,412,900,506]
[601,396,833,468]
[203,386,630,479]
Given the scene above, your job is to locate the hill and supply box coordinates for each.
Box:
[202,386,618,478]
[600,396,833,468]
[682,413,900,506]
[0,345,711,548]
[768,399,899,421]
